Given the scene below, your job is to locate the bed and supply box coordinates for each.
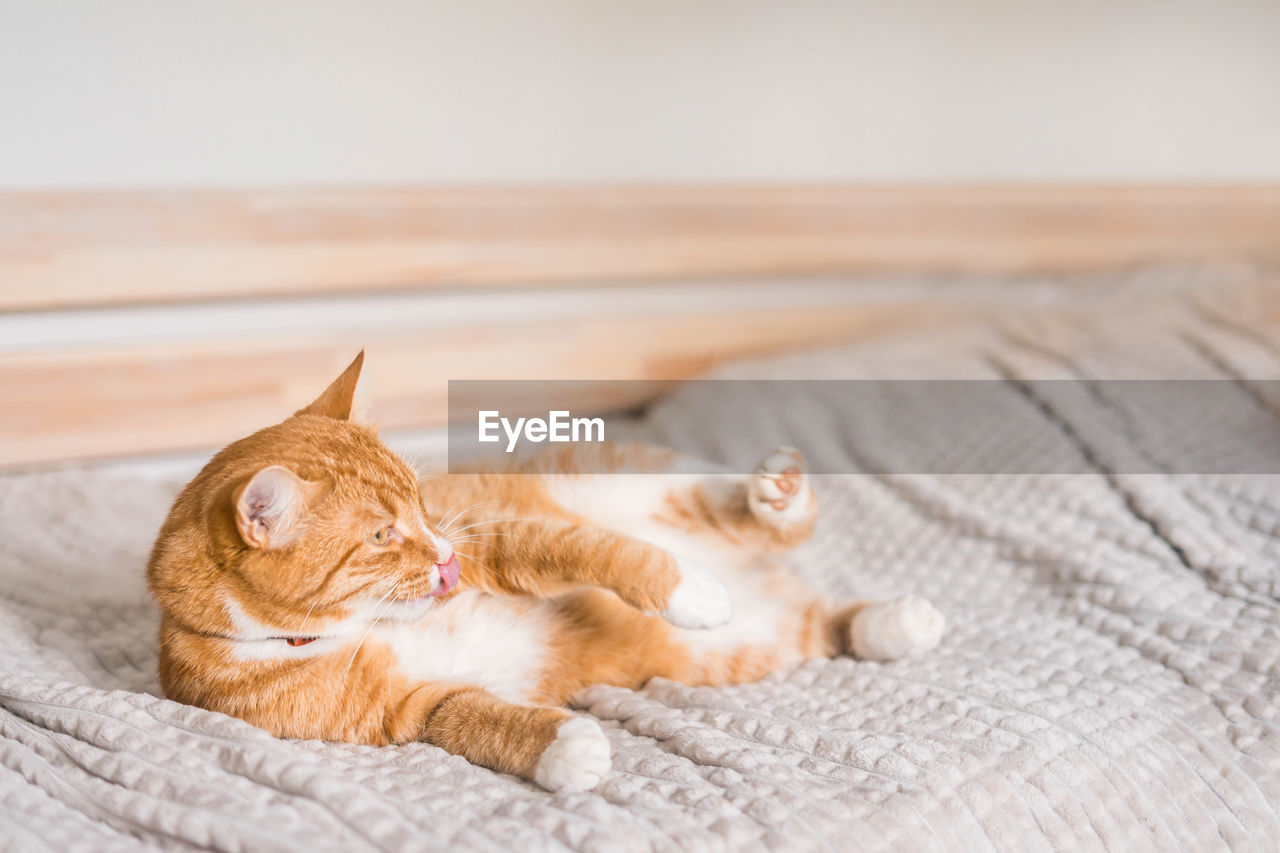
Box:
[2,269,1278,851]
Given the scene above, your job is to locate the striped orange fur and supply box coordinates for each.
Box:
[148,354,943,791]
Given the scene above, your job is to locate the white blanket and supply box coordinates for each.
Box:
[2,269,1278,851]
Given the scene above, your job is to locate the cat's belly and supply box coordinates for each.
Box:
[544,474,803,656]
[670,561,801,658]
[374,590,553,704]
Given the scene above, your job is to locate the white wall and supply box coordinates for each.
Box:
[2,0,1278,187]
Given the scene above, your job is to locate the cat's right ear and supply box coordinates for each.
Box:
[297,350,364,420]
[233,465,316,549]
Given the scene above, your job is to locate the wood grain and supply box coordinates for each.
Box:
[0,299,965,467]
[3,186,1279,310]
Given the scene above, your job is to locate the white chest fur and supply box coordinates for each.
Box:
[374,590,552,704]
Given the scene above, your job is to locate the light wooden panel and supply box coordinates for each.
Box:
[3,186,1279,310]
[0,299,966,467]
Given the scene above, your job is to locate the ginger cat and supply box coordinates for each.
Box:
[148,354,944,792]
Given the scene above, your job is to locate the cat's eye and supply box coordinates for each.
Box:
[369,526,399,546]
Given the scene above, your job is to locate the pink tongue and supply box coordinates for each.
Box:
[432,555,460,597]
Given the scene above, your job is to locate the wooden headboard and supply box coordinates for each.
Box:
[2,185,1278,467]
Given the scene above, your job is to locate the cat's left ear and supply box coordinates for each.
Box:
[233,465,318,549]
[297,350,364,421]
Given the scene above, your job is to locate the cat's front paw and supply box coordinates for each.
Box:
[749,446,815,527]
[849,596,944,661]
[662,558,732,630]
[534,717,611,793]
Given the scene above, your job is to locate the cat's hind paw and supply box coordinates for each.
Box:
[849,596,944,661]
[749,446,814,527]
[661,558,732,630]
[534,717,611,793]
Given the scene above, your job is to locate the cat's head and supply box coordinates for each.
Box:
[149,352,458,634]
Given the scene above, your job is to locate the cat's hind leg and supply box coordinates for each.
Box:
[744,446,817,548]
[662,445,818,552]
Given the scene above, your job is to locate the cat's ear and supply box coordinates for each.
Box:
[297,350,364,420]
[233,465,316,549]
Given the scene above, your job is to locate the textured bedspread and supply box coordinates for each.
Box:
[2,270,1278,851]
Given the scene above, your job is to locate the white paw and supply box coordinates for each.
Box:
[661,558,732,630]
[749,446,814,527]
[849,596,944,661]
[534,717,611,793]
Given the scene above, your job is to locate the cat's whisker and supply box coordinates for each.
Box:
[433,500,465,533]
[402,452,442,478]
[446,499,505,527]
[297,598,322,633]
[437,500,481,533]
[447,517,539,534]
[413,454,444,476]
[453,551,495,577]
[341,583,401,685]
[446,538,504,550]
[437,500,507,533]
